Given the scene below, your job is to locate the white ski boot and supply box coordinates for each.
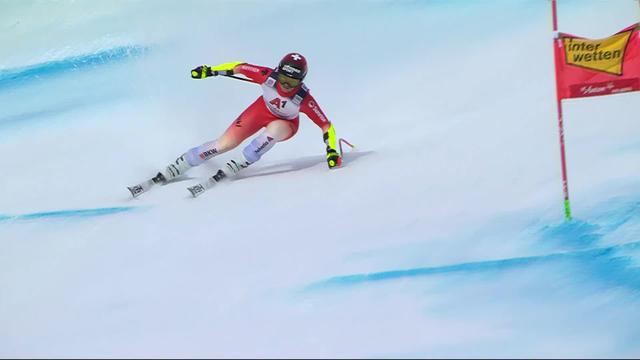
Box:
[186,154,252,198]
[157,155,192,184]
[224,155,252,176]
[128,155,193,198]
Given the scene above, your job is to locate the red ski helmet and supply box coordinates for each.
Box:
[278,52,308,81]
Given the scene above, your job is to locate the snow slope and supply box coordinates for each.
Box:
[1,0,640,357]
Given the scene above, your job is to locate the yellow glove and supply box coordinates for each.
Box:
[191,65,212,79]
[326,148,342,168]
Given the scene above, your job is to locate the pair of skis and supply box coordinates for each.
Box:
[184,169,227,198]
[127,169,227,199]
[127,138,356,199]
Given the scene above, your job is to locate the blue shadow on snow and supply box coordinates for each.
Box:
[306,241,640,291]
[0,206,141,222]
[307,194,640,293]
[0,45,149,90]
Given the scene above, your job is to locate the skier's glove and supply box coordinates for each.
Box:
[191,61,243,79]
[323,123,341,169]
[191,65,215,79]
[326,148,342,169]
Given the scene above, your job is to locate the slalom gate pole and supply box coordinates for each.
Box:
[551,0,559,33]
[556,97,572,221]
[339,138,356,156]
[551,0,573,221]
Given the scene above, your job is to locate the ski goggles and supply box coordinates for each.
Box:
[277,73,301,88]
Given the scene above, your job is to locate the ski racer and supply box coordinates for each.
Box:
[155,52,342,185]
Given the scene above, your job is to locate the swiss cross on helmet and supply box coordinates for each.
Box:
[278,53,308,81]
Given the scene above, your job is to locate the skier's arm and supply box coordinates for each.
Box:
[190,62,271,83]
[301,95,342,169]
[232,63,272,83]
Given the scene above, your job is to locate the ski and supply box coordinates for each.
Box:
[187,169,227,198]
[127,173,165,198]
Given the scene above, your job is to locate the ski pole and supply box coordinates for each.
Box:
[221,74,254,83]
[339,138,356,156]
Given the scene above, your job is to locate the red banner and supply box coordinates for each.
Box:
[554,23,640,100]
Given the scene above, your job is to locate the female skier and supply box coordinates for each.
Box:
[155,52,341,187]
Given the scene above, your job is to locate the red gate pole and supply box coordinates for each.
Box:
[555,93,572,220]
[552,0,573,220]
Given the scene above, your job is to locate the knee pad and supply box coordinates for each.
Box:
[243,132,276,163]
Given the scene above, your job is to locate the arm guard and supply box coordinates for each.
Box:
[210,61,244,75]
[323,123,338,151]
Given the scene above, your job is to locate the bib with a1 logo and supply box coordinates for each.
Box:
[261,71,309,120]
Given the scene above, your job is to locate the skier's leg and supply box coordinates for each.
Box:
[158,99,265,182]
[224,119,299,175]
[266,118,299,142]
[182,117,261,166]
